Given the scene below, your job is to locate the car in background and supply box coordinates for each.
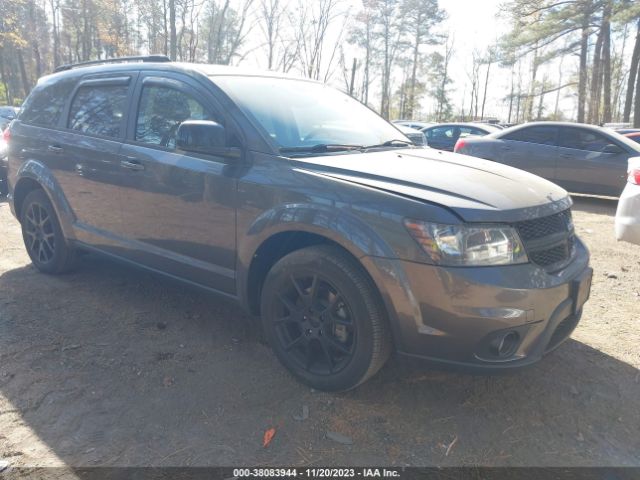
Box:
[423,123,501,151]
[615,157,640,244]
[0,129,8,196]
[623,131,640,145]
[612,128,638,135]
[392,120,434,131]
[0,106,19,131]
[454,122,640,197]
[396,124,427,147]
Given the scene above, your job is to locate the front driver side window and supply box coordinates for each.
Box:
[136,85,215,149]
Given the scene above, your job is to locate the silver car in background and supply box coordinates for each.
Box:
[455,122,640,197]
[615,157,640,244]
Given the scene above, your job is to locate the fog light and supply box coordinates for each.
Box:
[490,331,520,358]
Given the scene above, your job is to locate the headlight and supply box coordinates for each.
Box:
[404,219,528,266]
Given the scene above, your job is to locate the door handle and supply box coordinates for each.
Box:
[120,158,145,171]
[47,145,64,154]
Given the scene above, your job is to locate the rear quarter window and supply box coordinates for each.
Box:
[19,77,77,127]
[502,126,558,146]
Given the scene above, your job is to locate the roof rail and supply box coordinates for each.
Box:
[54,55,171,73]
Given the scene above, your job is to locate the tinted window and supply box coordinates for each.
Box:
[427,126,482,141]
[20,77,76,127]
[136,86,214,149]
[559,128,620,153]
[68,85,128,138]
[502,126,558,146]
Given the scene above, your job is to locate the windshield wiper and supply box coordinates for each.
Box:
[279,144,364,154]
[364,139,413,149]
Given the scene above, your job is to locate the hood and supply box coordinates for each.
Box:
[294,148,571,223]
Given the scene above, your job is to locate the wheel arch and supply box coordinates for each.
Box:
[12,161,76,240]
[238,202,402,313]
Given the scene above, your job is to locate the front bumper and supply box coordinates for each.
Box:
[615,182,640,245]
[365,238,592,372]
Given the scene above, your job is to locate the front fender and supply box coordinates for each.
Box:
[12,160,76,241]
[236,202,396,303]
[236,202,425,351]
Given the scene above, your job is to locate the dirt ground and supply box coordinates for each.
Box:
[0,194,639,468]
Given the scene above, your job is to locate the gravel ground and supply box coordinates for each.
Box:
[0,195,639,468]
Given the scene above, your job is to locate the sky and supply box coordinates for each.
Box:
[437,0,508,119]
[236,0,579,122]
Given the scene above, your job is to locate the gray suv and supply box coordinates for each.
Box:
[5,57,592,391]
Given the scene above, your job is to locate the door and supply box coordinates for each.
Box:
[495,125,559,181]
[555,127,629,196]
[118,74,238,294]
[55,75,136,240]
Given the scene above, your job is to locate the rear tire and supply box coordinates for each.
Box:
[20,189,76,274]
[260,245,391,391]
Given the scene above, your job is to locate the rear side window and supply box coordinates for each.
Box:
[19,77,76,127]
[502,126,558,146]
[559,128,619,152]
[68,85,128,138]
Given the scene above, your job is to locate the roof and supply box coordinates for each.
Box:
[37,60,310,86]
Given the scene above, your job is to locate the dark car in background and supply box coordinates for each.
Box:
[396,124,427,147]
[423,122,501,151]
[0,106,19,131]
[0,130,8,195]
[5,57,591,391]
[455,122,640,197]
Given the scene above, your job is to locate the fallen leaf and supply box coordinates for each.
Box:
[326,431,353,445]
[263,428,276,448]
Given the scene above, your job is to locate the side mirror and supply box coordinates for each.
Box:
[602,144,623,154]
[176,120,241,159]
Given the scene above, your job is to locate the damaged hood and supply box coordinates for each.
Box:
[294,148,572,222]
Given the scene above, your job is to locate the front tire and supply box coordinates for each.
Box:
[20,189,76,274]
[260,245,391,391]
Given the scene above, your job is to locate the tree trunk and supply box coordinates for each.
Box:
[527,44,539,121]
[602,2,612,124]
[169,0,177,60]
[407,32,420,120]
[588,23,604,124]
[50,0,61,68]
[634,60,640,127]
[577,15,590,123]
[623,19,640,123]
[480,53,492,121]
[17,49,30,98]
[0,48,11,105]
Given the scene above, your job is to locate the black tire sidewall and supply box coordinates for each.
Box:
[261,247,380,391]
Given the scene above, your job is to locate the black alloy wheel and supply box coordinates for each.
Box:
[20,189,76,274]
[261,245,391,391]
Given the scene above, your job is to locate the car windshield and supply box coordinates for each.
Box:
[213,76,410,154]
